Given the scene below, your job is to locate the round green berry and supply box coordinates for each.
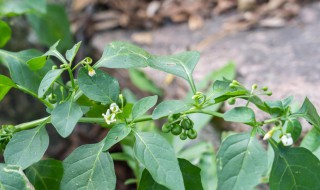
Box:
[168,113,180,123]
[161,123,171,133]
[171,124,182,135]
[180,132,187,140]
[187,129,198,139]
[181,118,193,130]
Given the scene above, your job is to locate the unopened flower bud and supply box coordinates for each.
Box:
[266,91,272,96]
[262,86,268,91]
[88,67,96,77]
[263,130,274,140]
[228,98,236,105]
[252,84,258,90]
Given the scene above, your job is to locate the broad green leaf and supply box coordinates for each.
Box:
[27,4,73,50]
[0,20,11,47]
[138,169,168,190]
[128,68,163,95]
[66,41,81,63]
[61,143,116,190]
[270,147,320,190]
[38,69,64,98]
[152,100,192,120]
[292,97,320,131]
[0,49,52,93]
[0,75,16,101]
[132,95,158,120]
[149,51,200,84]
[223,107,256,124]
[134,131,185,190]
[0,164,33,190]
[199,144,217,190]
[78,68,120,104]
[178,158,203,190]
[265,96,293,117]
[217,133,267,190]
[0,0,46,16]
[95,41,151,68]
[4,125,49,169]
[284,119,301,142]
[26,56,48,70]
[301,128,320,159]
[103,123,132,151]
[25,159,63,190]
[51,99,83,137]
[211,80,248,103]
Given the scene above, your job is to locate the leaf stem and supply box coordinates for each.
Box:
[14,116,51,131]
[16,85,53,109]
[67,67,76,89]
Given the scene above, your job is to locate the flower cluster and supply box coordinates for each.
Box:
[102,103,122,125]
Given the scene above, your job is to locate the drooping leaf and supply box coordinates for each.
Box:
[0,0,46,16]
[301,128,320,159]
[103,123,132,151]
[38,69,64,98]
[78,68,120,104]
[270,147,320,190]
[132,95,158,120]
[4,125,49,169]
[95,41,151,68]
[216,132,267,190]
[25,159,63,190]
[51,98,83,137]
[0,164,34,190]
[27,4,73,50]
[0,75,17,101]
[61,143,116,190]
[128,68,163,95]
[149,51,200,85]
[66,41,81,63]
[292,97,320,131]
[223,107,256,124]
[133,131,185,190]
[152,100,192,120]
[0,20,11,47]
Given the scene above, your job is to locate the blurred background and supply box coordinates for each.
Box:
[1,0,320,189]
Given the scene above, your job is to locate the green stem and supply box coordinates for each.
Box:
[262,117,280,124]
[189,79,197,95]
[67,67,75,89]
[14,116,51,131]
[16,85,53,109]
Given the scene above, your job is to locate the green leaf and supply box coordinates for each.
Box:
[51,98,83,137]
[284,118,301,142]
[4,125,49,169]
[133,131,185,190]
[26,56,48,70]
[27,4,73,50]
[38,69,64,98]
[211,80,248,103]
[0,20,11,47]
[128,68,163,95]
[138,169,168,190]
[25,159,63,190]
[0,75,16,101]
[61,143,116,190]
[103,123,132,151]
[0,164,34,190]
[270,147,320,190]
[199,144,217,190]
[0,0,46,16]
[216,132,267,190]
[301,128,320,159]
[95,41,151,68]
[66,41,81,63]
[149,51,200,84]
[78,68,120,104]
[152,100,192,120]
[292,97,320,131]
[223,107,256,124]
[132,95,158,120]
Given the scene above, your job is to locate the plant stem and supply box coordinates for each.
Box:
[14,116,51,131]
[16,85,53,109]
[67,67,76,89]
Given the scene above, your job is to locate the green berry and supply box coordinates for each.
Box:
[180,132,187,140]
[168,113,180,123]
[161,123,171,133]
[181,118,193,130]
[171,124,182,135]
[187,129,198,139]
[228,98,236,105]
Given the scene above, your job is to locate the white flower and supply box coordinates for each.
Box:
[110,103,121,113]
[88,68,96,77]
[102,109,116,125]
[281,133,293,146]
[263,130,273,140]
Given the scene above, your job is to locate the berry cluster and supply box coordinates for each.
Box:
[162,114,197,140]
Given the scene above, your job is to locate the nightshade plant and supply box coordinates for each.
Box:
[0,41,320,190]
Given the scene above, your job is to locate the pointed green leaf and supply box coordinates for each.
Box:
[4,125,49,169]
[132,95,158,120]
[301,128,320,159]
[26,56,48,70]
[133,131,185,190]
[103,123,132,151]
[223,107,256,124]
[95,41,151,68]
[78,68,120,104]
[0,20,11,48]
[25,159,63,190]
[0,75,16,101]
[38,69,64,98]
[270,147,320,190]
[61,143,116,190]
[211,80,248,103]
[0,164,34,190]
[51,99,83,137]
[152,100,192,120]
[139,169,168,190]
[199,146,217,190]
[0,0,46,16]
[66,41,81,63]
[217,133,267,190]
